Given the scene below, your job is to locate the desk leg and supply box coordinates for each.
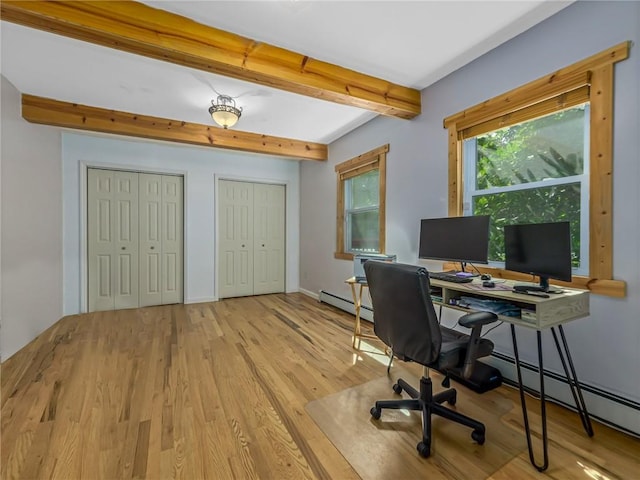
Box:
[551,326,594,437]
[511,324,549,472]
[350,283,363,348]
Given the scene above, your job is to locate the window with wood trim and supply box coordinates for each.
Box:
[335,145,388,260]
[443,42,629,297]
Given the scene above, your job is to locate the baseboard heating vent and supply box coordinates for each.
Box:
[486,352,640,437]
[318,290,373,323]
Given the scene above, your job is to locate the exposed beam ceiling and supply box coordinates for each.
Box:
[22,94,327,161]
[1,0,421,120]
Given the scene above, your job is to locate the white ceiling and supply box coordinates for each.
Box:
[0,1,572,145]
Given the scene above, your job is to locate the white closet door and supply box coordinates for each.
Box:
[253,183,285,295]
[161,175,183,304]
[219,180,254,298]
[88,169,139,311]
[114,171,140,309]
[139,173,163,307]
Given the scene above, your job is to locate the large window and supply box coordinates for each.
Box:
[444,42,629,297]
[335,145,388,260]
[464,105,589,274]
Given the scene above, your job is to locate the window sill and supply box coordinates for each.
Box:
[442,262,626,298]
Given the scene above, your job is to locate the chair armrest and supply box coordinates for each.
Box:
[457,311,498,379]
[458,311,498,328]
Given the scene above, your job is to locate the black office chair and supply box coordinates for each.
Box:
[364,261,498,458]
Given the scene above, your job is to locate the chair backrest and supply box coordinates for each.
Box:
[364,261,442,365]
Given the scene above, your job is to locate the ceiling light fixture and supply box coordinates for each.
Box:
[209,94,242,129]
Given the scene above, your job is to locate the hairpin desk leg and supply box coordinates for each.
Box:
[511,324,549,472]
[551,325,594,436]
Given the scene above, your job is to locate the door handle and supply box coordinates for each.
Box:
[151,246,155,250]
[121,247,126,250]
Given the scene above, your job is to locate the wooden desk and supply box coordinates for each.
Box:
[430,277,592,472]
[352,274,592,472]
[428,278,589,329]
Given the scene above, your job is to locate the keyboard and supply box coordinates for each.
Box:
[428,272,473,283]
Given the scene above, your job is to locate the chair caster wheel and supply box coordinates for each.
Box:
[392,383,403,395]
[417,441,431,458]
[471,429,485,445]
[370,407,381,420]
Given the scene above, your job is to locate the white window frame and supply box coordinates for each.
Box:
[462,106,591,275]
[344,171,380,254]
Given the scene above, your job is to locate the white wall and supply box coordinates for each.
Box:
[62,132,300,314]
[300,0,640,428]
[1,75,63,360]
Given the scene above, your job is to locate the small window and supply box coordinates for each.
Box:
[345,169,380,253]
[335,145,388,260]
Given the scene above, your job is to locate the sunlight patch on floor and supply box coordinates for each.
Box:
[577,461,612,480]
[351,340,390,367]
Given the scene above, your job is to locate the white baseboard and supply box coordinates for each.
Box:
[299,288,319,300]
[318,288,640,437]
[184,296,217,304]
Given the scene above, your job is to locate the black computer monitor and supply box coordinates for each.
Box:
[418,216,490,271]
[504,221,572,292]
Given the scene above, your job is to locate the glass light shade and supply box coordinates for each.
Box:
[209,95,242,129]
[211,109,239,129]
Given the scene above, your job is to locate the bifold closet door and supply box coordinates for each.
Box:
[219,180,254,299]
[88,169,183,312]
[139,173,183,307]
[88,169,139,311]
[253,183,285,295]
[218,180,285,299]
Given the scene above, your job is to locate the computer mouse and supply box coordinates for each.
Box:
[480,274,492,281]
[482,280,495,288]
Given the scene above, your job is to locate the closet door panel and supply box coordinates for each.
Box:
[219,180,254,298]
[253,183,285,295]
[88,169,116,311]
[114,171,139,309]
[161,175,183,304]
[139,173,163,307]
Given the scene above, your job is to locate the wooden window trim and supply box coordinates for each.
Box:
[335,144,388,260]
[443,42,630,297]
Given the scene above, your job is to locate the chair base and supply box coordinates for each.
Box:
[370,376,486,458]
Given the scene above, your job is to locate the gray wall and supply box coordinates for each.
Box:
[1,75,63,360]
[301,0,640,409]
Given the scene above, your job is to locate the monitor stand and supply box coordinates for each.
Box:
[513,284,547,292]
[443,262,480,278]
[513,283,564,293]
[443,270,478,278]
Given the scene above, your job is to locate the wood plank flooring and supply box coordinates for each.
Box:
[1,293,638,479]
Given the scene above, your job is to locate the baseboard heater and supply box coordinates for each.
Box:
[318,289,640,437]
[319,289,373,322]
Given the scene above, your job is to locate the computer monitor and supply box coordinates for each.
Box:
[418,216,490,272]
[504,221,572,292]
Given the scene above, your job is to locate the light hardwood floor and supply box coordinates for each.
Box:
[1,294,638,479]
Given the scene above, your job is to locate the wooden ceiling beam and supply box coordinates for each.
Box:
[22,94,328,161]
[2,1,422,119]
